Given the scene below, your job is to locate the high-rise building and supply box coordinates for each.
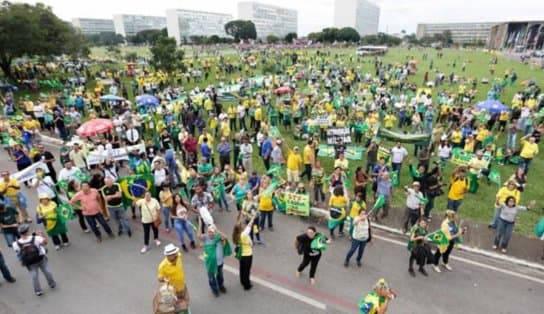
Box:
[71,18,115,35]
[113,15,167,38]
[166,9,233,44]
[416,22,498,44]
[237,2,298,39]
[333,0,380,37]
[488,21,544,50]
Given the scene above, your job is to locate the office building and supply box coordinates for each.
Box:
[333,0,380,37]
[416,22,498,44]
[166,9,233,44]
[237,2,298,39]
[488,21,544,50]
[71,18,115,35]
[113,15,167,38]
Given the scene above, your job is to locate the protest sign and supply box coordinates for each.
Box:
[285,192,310,217]
[451,148,491,168]
[87,144,146,166]
[317,144,335,158]
[345,146,364,160]
[326,127,351,145]
[10,162,49,183]
[315,115,331,126]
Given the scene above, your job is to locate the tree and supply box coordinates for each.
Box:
[85,32,125,46]
[0,1,85,78]
[128,28,167,45]
[224,20,257,41]
[266,35,280,43]
[285,32,298,43]
[150,36,186,74]
[361,32,402,46]
[337,27,360,42]
[320,27,340,43]
[307,32,322,42]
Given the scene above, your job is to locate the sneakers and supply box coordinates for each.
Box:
[409,268,416,277]
[419,268,428,276]
[83,229,90,233]
[35,291,44,296]
[55,245,61,251]
[190,241,196,249]
[443,264,453,271]
[63,242,70,247]
[118,230,123,236]
[154,239,161,246]
[140,246,148,254]
[356,261,362,268]
[182,244,188,252]
[127,230,132,237]
[219,286,227,293]
[433,265,442,273]
[343,261,349,267]
[6,277,16,283]
[310,278,316,285]
[501,249,507,254]
[492,245,498,250]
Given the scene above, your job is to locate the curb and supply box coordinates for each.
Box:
[309,207,544,272]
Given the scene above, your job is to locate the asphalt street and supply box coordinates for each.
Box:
[1,149,543,314]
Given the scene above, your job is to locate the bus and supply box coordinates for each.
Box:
[356,45,388,56]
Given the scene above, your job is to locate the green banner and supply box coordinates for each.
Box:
[345,146,364,160]
[451,148,491,168]
[377,126,431,144]
[285,192,310,217]
[317,144,335,158]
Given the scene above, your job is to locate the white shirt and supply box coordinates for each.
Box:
[391,146,408,163]
[58,167,80,182]
[237,105,246,118]
[240,143,253,160]
[32,176,56,199]
[406,188,424,209]
[153,168,167,187]
[12,235,47,256]
[438,145,452,159]
[125,128,140,143]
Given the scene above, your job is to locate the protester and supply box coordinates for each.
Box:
[200,225,229,297]
[358,279,396,314]
[493,197,533,253]
[70,181,114,242]
[402,182,425,233]
[101,177,131,237]
[12,224,56,296]
[295,226,330,285]
[407,219,433,277]
[433,211,465,273]
[171,194,196,252]
[36,194,69,250]
[232,214,257,290]
[344,209,372,267]
[0,171,30,222]
[136,191,162,253]
[157,244,189,312]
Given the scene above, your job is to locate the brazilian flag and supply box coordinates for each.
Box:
[310,233,328,251]
[57,202,74,224]
[117,174,155,207]
[427,230,450,253]
[73,169,90,183]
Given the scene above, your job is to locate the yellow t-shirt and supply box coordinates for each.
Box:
[303,145,314,165]
[157,253,185,292]
[37,201,58,232]
[334,158,349,170]
[240,232,253,256]
[0,178,20,197]
[520,140,539,159]
[287,152,302,171]
[495,187,521,206]
[448,178,468,200]
[384,115,397,129]
[259,193,274,212]
[254,107,262,121]
[476,128,489,142]
[159,190,174,208]
[450,130,462,144]
[227,106,236,119]
[204,99,214,111]
[464,140,475,153]
[220,122,231,137]
[349,201,366,218]
[329,195,348,209]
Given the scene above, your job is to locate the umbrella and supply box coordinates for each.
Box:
[135,94,160,107]
[99,95,125,103]
[76,119,114,137]
[274,86,291,95]
[476,100,509,115]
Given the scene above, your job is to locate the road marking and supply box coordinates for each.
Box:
[374,234,544,285]
[197,257,327,311]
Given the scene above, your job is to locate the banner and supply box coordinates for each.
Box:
[87,144,146,166]
[269,126,282,139]
[315,115,331,126]
[10,162,49,183]
[285,192,310,217]
[377,126,431,144]
[345,146,364,160]
[326,127,351,145]
[377,146,391,163]
[317,144,335,158]
[450,148,491,168]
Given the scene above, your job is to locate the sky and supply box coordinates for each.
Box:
[16,0,544,35]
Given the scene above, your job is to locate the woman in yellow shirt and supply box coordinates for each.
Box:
[258,177,275,231]
[450,127,463,148]
[232,214,257,290]
[328,186,348,239]
[36,194,69,250]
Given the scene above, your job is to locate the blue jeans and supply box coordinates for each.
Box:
[28,257,56,293]
[489,206,501,228]
[161,207,171,229]
[520,158,532,173]
[344,239,368,263]
[85,213,113,238]
[173,219,194,245]
[215,190,229,210]
[108,206,131,233]
[447,198,463,212]
[208,264,225,293]
[2,230,18,247]
[0,251,14,281]
[424,196,436,218]
[506,132,517,150]
[494,218,514,249]
[392,162,402,172]
[259,211,273,229]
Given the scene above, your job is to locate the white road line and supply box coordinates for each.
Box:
[198,257,327,310]
[374,234,544,285]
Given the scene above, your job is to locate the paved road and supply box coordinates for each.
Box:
[1,149,543,314]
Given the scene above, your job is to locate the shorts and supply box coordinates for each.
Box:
[287,170,300,183]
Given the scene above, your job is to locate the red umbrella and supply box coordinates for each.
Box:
[274,86,291,95]
[76,118,114,137]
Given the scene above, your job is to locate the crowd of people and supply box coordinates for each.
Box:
[1,47,543,313]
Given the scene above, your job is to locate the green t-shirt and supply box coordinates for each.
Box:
[198,163,213,177]
[0,206,19,226]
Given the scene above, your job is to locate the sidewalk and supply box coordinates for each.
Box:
[310,205,544,270]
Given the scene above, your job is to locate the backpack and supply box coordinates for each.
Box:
[18,235,43,267]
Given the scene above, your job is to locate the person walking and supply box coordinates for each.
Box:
[493,197,533,253]
[258,176,275,231]
[407,219,433,277]
[402,182,425,234]
[70,181,114,243]
[159,183,174,233]
[66,180,88,233]
[344,209,372,268]
[358,279,396,314]
[136,191,162,254]
[232,213,257,290]
[157,244,189,313]
[200,225,230,297]
[433,211,465,273]
[446,167,468,212]
[328,186,348,239]
[171,194,196,252]
[36,194,69,251]
[0,246,16,284]
[295,226,330,285]
[0,201,20,247]
[239,136,253,174]
[12,224,56,296]
[101,177,131,237]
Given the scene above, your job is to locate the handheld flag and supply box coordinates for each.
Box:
[57,202,74,223]
[310,233,328,251]
[488,168,501,187]
[427,229,450,253]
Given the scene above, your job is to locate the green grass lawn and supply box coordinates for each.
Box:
[11,46,544,237]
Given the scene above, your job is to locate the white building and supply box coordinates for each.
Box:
[333,0,380,37]
[71,18,115,35]
[237,2,298,39]
[113,15,167,38]
[166,9,233,44]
